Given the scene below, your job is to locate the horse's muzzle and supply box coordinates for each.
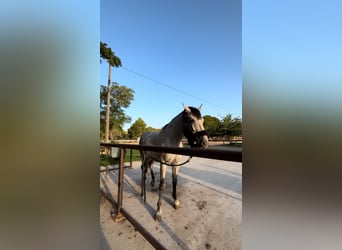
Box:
[189,131,208,148]
[201,136,209,148]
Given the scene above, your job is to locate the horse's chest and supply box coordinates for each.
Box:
[162,153,182,164]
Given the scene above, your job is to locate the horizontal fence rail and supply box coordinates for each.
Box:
[100,143,242,162]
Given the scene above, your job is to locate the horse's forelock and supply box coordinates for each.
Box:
[188,106,202,119]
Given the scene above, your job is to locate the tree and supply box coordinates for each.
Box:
[100,82,134,141]
[230,117,242,137]
[203,115,221,138]
[220,114,233,137]
[145,126,160,133]
[110,127,127,140]
[219,114,242,138]
[127,118,147,139]
[100,42,122,142]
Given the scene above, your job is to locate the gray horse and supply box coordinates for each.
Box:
[139,103,209,221]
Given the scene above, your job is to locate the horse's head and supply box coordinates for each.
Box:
[182,103,209,148]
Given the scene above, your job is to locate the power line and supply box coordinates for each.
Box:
[121,66,227,111]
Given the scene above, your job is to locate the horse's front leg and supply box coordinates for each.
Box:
[172,166,180,209]
[155,164,166,221]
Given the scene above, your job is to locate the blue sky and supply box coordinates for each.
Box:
[101,0,241,130]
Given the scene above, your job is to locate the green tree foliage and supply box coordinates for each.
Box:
[100,82,134,141]
[203,115,221,137]
[100,42,122,67]
[203,114,242,139]
[219,114,233,136]
[110,127,127,141]
[219,114,242,138]
[127,118,147,139]
[145,126,160,132]
[230,117,242,137]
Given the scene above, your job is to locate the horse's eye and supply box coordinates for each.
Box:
[190,118,195,123]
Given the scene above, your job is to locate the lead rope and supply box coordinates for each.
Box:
[149,155,193,167]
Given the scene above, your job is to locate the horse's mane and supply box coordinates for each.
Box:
[161,123,169,130]
[161,107,201,131]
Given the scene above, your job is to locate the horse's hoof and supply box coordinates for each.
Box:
[174,200,180,209]
[155,211,162,221]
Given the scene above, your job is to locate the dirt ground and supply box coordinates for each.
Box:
[100,156,241,250]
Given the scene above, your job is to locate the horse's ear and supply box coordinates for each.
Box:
[182,103,191,112]
[198,104,203,111]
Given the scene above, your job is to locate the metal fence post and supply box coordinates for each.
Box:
[112,146,125,222]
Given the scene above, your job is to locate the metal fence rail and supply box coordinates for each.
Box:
[100,143,242,162]
[99,142,242,248]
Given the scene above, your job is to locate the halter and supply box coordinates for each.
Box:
[182,110,208,148]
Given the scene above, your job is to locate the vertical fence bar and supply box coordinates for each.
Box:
[105,146,110,178]
[112,146,125,222]
[117,147,125,212]
[129,148,133,168]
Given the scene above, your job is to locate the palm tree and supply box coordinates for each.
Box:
[100,42,122,142]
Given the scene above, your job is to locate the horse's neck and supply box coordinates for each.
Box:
[160,112,184,145]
